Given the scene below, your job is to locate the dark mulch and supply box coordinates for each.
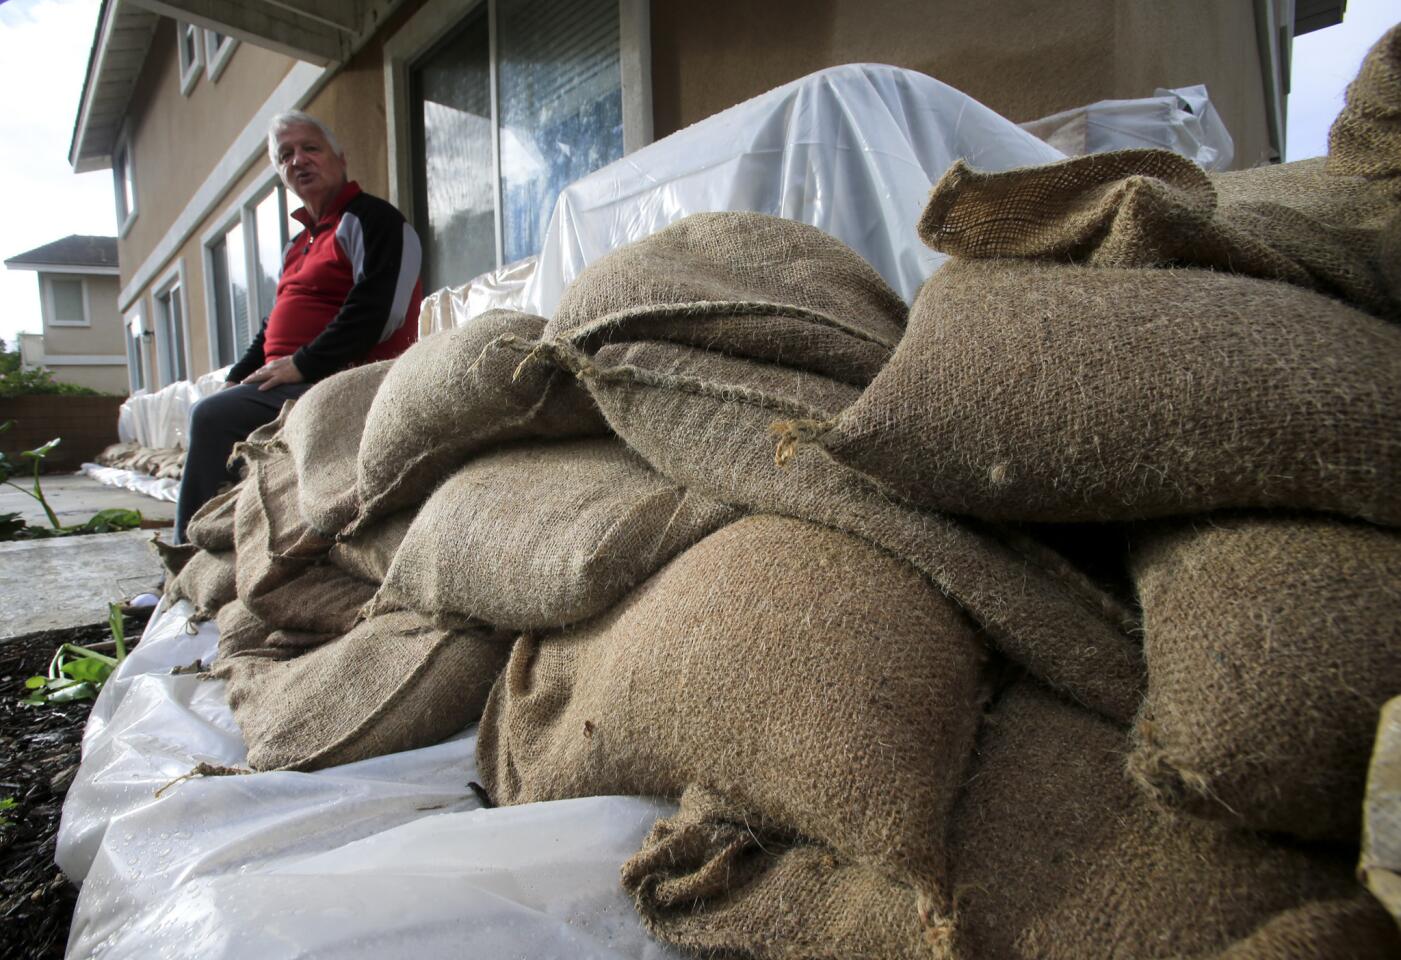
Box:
[0,611,151,960]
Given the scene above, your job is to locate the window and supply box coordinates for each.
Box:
[154,267,189,385]
[205,182,292,368]
[46,277,89,327]
[178,22,203,95]
[403,0,627,293]
[113,134,137,236]
[204,29,237,82]
[124,307,148,393]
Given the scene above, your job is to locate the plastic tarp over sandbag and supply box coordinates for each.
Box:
[116,368,230,449]
[57,600,682,960]
[418,257,538,338]
[500,63,1063,322]
[1019,84,1235,171]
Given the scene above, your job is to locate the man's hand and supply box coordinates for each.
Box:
[242,356,305,391]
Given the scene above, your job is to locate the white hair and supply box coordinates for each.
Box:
[267,111,344,163]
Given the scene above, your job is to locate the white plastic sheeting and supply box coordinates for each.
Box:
[78,463,180,502]
[1019,84,1235,171]
[58,601,682,960]
[116,368,230,449]
[418,256,539,338]
[510,63,1064,321]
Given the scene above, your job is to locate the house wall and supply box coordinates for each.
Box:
[650,0,1272,169]
[41,275,123,356]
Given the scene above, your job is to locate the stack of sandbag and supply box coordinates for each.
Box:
[95,441,185,479]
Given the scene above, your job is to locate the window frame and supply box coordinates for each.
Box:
[43,274,92,328]
[201,172,293,371]
[152,261,192,386]
[204,29,238,82]
[112,126,138,238]
[124,304,148,394]
[178,21,204,96]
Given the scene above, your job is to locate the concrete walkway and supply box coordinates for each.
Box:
[0,473,172,638]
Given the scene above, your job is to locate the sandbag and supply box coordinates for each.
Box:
[1327,23,1401,184]
[370,437,739,629]
[233,448,333,604]
[545,211,906,385]
[241,562,377,638]
[350,310,606,535]
[280,360,392,538]
[163,547,237,621]
[948,681,1397,959]
[540,338,1142,722]
[184,481,240,552]
[327,508,415,586]
[478,514,988,931]
[622,785,933,960]
[810,259,1401,527]
[1127,513,1401,841]
[214,610,507,771]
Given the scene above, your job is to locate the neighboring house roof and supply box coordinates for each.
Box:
[4,235,121,274]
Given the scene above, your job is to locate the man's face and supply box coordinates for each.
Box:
[274,123,347,214]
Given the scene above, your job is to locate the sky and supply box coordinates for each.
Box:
[0,0,1395,350]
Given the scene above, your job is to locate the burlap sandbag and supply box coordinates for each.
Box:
[622,785,934,960]
[808,260,1401,527]
[233,447,333,605]
[527,338,1142,722]
[479,514,988,931]
[949,681,1398,959]
[184,481,240,552]
[216,600,336,663]
[545,211,905,385]
[370,437,739,629]
[163,547,237,620]
[1328,23,1401,184]
[214,609,507,771]
[327,507,415,586]
[241,561,377,637]
[1127,513,1401,842]
[277,360,392,538]
[349,310,606,535]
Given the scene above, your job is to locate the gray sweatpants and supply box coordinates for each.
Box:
[173,382,312,543]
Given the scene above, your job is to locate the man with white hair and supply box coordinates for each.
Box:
[173,111,423,542]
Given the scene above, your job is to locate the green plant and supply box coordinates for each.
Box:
[22,603,129,706]
[0,421,142,540]
[0,339,103,398]
[0,796,16,829]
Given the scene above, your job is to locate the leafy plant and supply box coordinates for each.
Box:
[0,339,105,398]
[0,421,142,540]
[0,796,16,829]
[22,603,129,706]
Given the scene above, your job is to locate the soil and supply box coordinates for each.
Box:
[0,611,151,960]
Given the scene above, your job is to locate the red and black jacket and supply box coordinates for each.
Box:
[228,181,423,384]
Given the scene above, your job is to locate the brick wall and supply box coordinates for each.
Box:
[0,396,125,473]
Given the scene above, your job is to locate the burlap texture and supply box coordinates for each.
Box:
[279,360,392,538]
[184,481,240,552]
[327,508,415,586]
[920,145,1401,320]
[241,562,377,637]
[163,547,237,621]
[1127,513,1401,841]
[545,212,905,385]
[949,681,1394,959]
[815,260,1401,527]
[214,609,507,771]
[152,537,197,578]
[233,449,333,607]
[478,514,988,925]
[350,310,606,535]
[1327,23,1401,183]
[536,338,1142,723]
[371,437,739,629]
[621,785,937,960]
[1199,893,1401,960]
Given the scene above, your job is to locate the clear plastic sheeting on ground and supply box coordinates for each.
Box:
[1019,84,1234,171]
[78,463,180,502]
[57,600,681,960]
[117,368,231,449]
[491,63,1065,323]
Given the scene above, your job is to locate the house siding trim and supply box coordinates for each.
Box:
[117,59,326,313]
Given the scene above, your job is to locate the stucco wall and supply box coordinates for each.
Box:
[650,0,1272,169]
[47,363,130,395]
[118,22,297,281]
[41,274,123,357]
